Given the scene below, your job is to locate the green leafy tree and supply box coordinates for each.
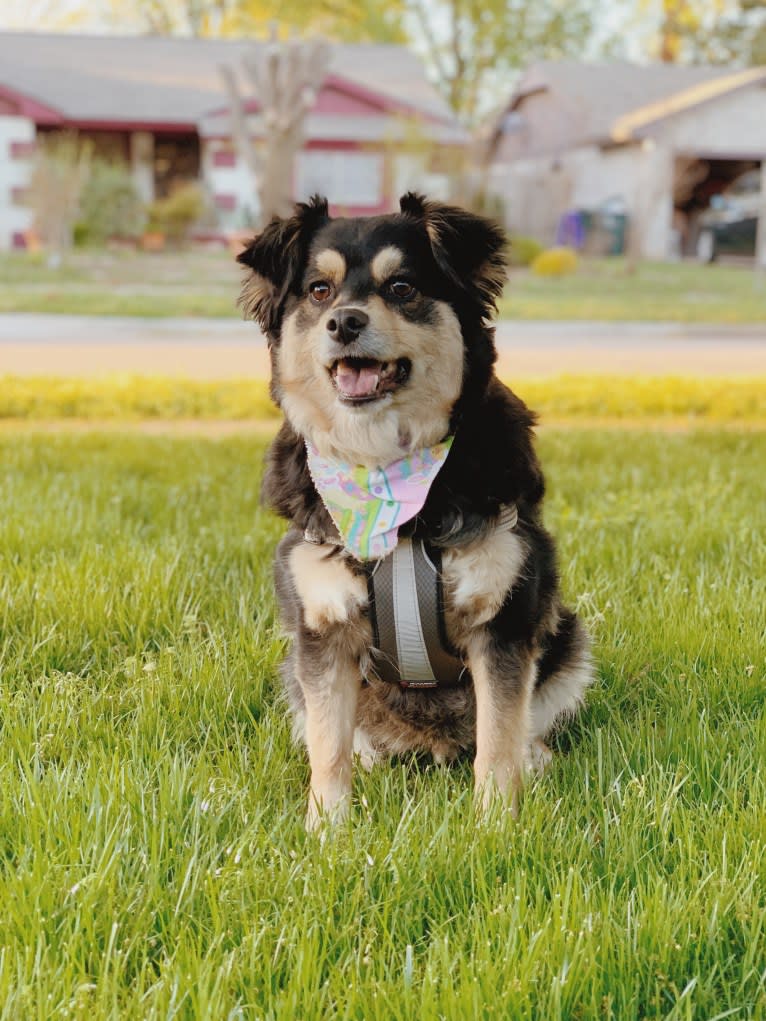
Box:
[103,0,404,40]
[28,132,92,263]
[405,0,594,124]
[633,0,766,64]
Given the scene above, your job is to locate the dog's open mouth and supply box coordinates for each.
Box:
[330,357,412,404]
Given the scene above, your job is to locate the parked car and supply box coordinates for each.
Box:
[696,169,761,262]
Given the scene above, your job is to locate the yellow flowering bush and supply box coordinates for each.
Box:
[530,247,579,276]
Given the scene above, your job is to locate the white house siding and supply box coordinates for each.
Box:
[201,139,260,231]
[0,116,35,251]
[488,158,572,243]
[651,85,766,157]
[490,142,673,257]
[566,146,640,209]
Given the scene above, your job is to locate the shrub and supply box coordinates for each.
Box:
[509,235,544,268]
[530,246,578,276]
[77,160,144,245]
[146,183,206,245]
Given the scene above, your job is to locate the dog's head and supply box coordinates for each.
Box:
[238,193,507,465]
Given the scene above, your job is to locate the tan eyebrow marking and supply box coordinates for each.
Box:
[371,245,405,285]
[314,249,346,284]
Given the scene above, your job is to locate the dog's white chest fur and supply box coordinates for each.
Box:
[289,508,527,652]
[442,512,527,630]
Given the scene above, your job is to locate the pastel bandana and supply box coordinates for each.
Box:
[305,437,454,561]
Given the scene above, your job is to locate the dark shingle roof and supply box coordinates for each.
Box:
[506,59,758,143]
[0,30,453,126]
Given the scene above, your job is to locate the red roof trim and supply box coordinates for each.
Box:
[201,71,450,125]
[0,84,196,132]
[0,83,62,124]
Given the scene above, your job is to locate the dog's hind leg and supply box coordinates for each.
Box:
[467,634,535,818]
[530,608,593,743]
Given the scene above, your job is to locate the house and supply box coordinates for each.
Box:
[0,31,465,250]
[488,60,766,261]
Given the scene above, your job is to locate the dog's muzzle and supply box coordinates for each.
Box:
[329,357,412,404]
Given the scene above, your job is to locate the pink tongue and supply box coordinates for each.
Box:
[336,362,379,397]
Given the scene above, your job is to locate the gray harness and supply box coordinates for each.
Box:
[306,504,518,690]
[367,538,466,688]
[367,503,519,689]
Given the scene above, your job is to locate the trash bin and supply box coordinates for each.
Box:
[599,211,628,255]
[574,198,629,256]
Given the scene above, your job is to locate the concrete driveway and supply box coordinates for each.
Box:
[0,314,764,377]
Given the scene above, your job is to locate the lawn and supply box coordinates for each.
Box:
[1,249,765,322]
[1,427,764,1019]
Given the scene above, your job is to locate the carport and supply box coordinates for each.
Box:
[673,153,761,258]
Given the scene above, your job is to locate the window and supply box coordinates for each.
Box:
[295,150,383,207]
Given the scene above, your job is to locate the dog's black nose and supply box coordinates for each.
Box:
[326,307,369,345]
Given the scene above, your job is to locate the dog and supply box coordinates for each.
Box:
[238,193,593,828]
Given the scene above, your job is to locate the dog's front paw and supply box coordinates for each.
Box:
[305,790,351,832]
[474,766,522,820]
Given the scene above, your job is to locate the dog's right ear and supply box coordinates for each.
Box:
[237,195,329,337]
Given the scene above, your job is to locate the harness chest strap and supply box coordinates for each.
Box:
[304,503,519,690]
[367,537,463,688]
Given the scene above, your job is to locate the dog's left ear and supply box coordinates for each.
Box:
[399,192,508,317]
[237,195,330,337]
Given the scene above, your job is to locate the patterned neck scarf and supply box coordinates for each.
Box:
[305,437,454,561]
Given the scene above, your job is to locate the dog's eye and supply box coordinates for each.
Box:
[389,280,416,300]
[309,281,332,303]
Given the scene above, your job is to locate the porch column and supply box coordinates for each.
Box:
[636,141,674,260]
[130,131,154,203]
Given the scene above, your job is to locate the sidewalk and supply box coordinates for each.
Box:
[1,314,764,378]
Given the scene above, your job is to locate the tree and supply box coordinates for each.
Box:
[102,0,404,40]
[227,0,404,42]
[0,0,88,29]
[28,133,91,264]
[405,0,594,125]
[635,0,766,65]
[714,0,766,64]
[221,29,331,224]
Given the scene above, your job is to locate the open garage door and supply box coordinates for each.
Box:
[673,155,761,259]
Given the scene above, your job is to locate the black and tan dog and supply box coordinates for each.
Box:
[239,193,593,828]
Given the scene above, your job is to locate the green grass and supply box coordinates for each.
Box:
[498,257,766,323]
[2,374,766,424]
[2,249,766,322]
[1,428,764,1019]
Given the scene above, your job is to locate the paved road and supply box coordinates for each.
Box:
[0,314,764,377]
